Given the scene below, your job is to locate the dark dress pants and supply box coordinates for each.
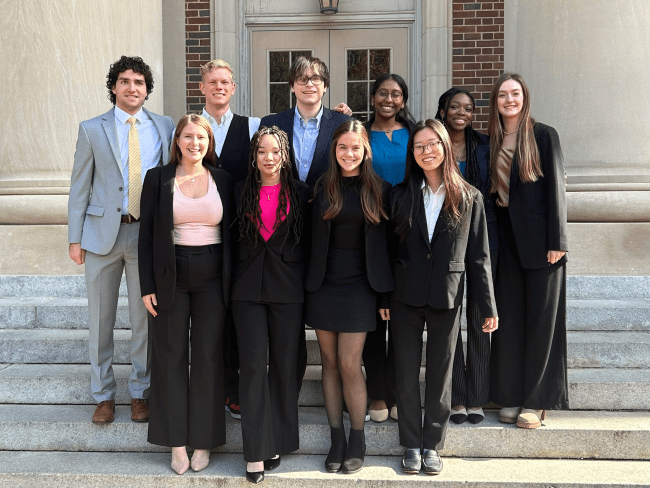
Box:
[362,312,396,406]
[223,309,240,403]
[490,207,569,410]
[451,250,497,407]
[148,244,226,448]
[233,301,303,462]
[391,299,461,451]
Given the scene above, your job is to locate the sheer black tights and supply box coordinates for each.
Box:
[316,330,368,431]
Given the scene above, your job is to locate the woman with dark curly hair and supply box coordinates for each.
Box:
[231,126,310,484]
[435,87,498,425]
[306,119,394,475]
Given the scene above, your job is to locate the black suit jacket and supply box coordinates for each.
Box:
[231,179,311,303]
[389,184,497,317]
[305,180,395,294]
[260,107,350,188]
[503,122,568,269]
[138,163,232,310]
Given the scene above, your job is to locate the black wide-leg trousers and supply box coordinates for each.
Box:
[233,301,303,462]
[391,299,461,450]
[451,250,497,407]
[362,312,397,406]
[490,207,568,410]
[148,244,226,449]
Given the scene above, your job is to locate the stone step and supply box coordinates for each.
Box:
[2,329,649,369]
[1,363,648,410]
[2,274,648,299]
[0,405,649,461]
[2,296,649,331]
[1,451,649,488]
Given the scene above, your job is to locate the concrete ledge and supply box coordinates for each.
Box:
[0,406,649,460]
[2,330,649,368]
[1,452,649,488]
[2,364,647,410]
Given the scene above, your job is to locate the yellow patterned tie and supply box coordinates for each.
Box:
[127,117,141,219]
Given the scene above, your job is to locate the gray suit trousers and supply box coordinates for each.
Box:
[85,221,150,402]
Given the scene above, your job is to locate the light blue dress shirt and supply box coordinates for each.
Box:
[114,106,163,215]
[293,106,323,182]
[201,108,261,155]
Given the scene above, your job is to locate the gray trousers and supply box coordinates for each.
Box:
[84,222,150,402]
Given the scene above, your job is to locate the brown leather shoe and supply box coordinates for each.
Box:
[131,398,149,422]
[92,400,115,424]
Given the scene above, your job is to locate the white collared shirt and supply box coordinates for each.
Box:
[422,180,446,241]
[201,108,261,156]
[114,106,162,214]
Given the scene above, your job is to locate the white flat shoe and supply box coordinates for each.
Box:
[450,407,467,424]
[467,407,485,424]
[390,405,398,420]
[498,406,522,424]
[369,408,389,422]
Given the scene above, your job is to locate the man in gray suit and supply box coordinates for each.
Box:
[68,56,175,424]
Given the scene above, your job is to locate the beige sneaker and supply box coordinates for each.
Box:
[498,406,522,424]
[516,409,546,429]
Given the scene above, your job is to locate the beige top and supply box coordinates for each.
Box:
[173,175,223,245]
[494,136,517,207]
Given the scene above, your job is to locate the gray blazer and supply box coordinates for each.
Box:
[68,107,175,255]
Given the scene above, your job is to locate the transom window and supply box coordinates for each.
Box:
[346,48,391,122]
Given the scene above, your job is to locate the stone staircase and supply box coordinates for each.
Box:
[0,275,649,487]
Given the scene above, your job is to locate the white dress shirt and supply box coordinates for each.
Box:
[422,180,446,241]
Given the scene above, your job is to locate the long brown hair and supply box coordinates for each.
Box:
[169,114,216,167]
[316,119,387,225]
[237,126,302,245]
[393,119,474,239]
[488,72,542,192]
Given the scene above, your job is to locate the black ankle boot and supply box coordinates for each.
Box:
[342,428,365,474]
[325,426,347,472]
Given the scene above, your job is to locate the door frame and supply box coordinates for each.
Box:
[238,6,425,120]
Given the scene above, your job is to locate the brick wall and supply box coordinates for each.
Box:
[185,1,211,113]
[452,0,505,133]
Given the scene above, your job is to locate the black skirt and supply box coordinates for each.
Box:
[306,248,376,332]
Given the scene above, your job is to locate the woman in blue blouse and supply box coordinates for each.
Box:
[361,73,415,423]
[435,87,498,425]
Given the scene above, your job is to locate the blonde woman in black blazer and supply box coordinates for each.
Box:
[487,73,568,429]
[305,119,394,475]
[231,126,310,484]
[138,114,231,475]
[384,119,497,475]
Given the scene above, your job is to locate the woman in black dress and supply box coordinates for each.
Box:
[488,73,568,428]
[231,126,310,483]
[435,88,499,425]
[305,119,394,474]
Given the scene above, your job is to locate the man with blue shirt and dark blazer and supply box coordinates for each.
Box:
[261,56,350,394]
[68,56,175,425]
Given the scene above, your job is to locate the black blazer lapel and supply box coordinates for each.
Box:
[416,198,431,251]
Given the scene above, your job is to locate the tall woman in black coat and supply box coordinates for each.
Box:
[384,119,497,475]
[138,114,231,475]
[488,73,568,429]
[231,126,310,483]
[306,119,394,474]
[435,88,499,425]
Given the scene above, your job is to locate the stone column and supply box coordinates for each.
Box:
[504,0,650,274]
[0,0,164,274]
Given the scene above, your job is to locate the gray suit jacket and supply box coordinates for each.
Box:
[68,107,175,255]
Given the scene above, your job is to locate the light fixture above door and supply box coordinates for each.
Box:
[319,0,339,15]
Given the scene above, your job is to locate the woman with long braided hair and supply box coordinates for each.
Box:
[231,126,310,483]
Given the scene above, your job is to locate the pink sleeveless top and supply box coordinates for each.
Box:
[173,175,223,245]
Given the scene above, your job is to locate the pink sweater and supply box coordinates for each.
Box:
[259,184,289,241]
[173,176,223,245]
